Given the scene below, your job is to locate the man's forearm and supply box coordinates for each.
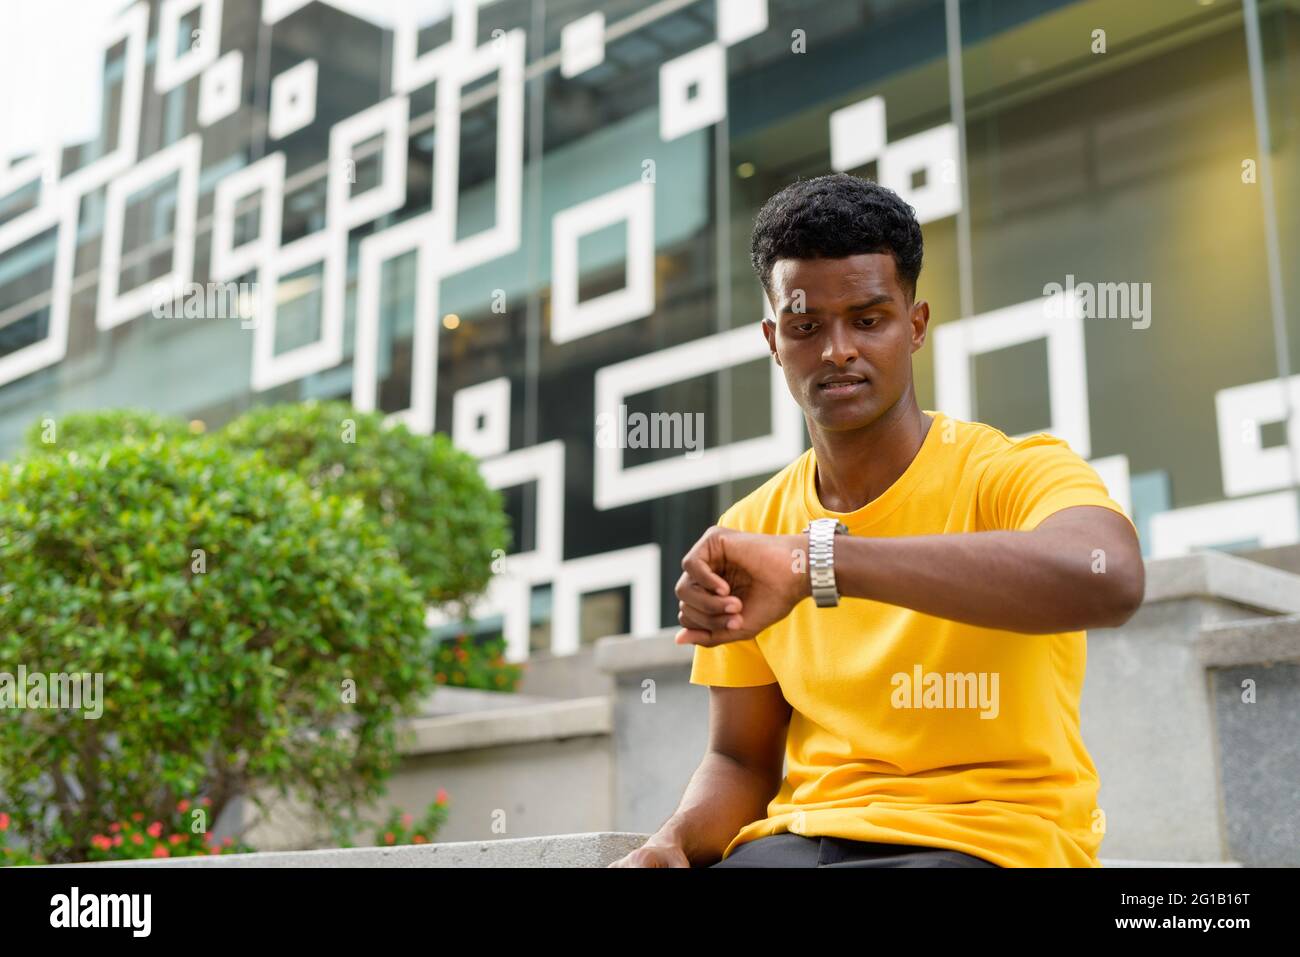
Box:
[649,750,779,866]
[822,513,1144,634]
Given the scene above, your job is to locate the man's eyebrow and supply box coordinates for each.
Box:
[779,294,893,315]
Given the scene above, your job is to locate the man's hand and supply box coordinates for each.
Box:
[607,840,691,867]
[674,526,808,647]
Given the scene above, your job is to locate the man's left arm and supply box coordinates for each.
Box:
[830,504,1144,633]
[675,439,1146,644]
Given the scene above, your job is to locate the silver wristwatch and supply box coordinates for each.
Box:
[804,518,849,607]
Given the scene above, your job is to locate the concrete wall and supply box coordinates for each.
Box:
[1198,615,1300,866]
[242,697,614,850]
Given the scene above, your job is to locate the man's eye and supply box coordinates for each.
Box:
[794,322,816,333]
[857,317,878,327]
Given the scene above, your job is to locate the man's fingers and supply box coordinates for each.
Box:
[674,572,742,615]
[678,601,742,633]
[674,626,717,646]
[681,554,730,596]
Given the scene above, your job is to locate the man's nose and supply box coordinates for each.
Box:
[822,324,859,365]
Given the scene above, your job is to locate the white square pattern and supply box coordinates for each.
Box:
[453,377,511,459]
[560,11,605,78]
[269,59,318,140]
[550,180,655,345]
[933,290,1091,458]
[154,0,223,93]
[829,95,886,173]
[659,42,726,142]
[718,0,767,46]
[96,134,202,330]
[198,50,243,126]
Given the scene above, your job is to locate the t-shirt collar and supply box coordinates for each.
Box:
[801,409,944,531]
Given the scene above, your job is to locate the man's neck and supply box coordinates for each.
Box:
[808,395,932,513]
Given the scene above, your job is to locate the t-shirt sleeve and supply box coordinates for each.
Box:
[687,506,779,688]
[977,433,1136,533]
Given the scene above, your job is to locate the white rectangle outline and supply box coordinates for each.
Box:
[96,133,202,330]
[1149,490,1299,559]
[352,211,440,433]
[593,324,804,510]
[477,439,566,584]
[0,196,79,387]
[434,27,524,275]
[327,95,410,231]
[550,179,655,344]
[391,0,477,93]
[154,0,222,93]
[211,151,285,282]
[933,289,1091,458]
[550,543,660,656]
[1215,374,1300,498]
[251,225,346,391]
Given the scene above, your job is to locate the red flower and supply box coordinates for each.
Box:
[209,846,221,855]
[91,835,110,850]
[201,797,212,807]
[147,821,163,839]
[131,833,144,845]
[0,812,9,831]
[435,787,448,805]
[177,799,191,813]
[131,812,144,822]
[169,834,183,846]
[384,832,396,845]
[222,837,232,847]
[455,648,468,661]
[112,835,123,847]
[152,845,170,858]
[413,835,427,844]
[401,813,413,828]
[108,822,122,833]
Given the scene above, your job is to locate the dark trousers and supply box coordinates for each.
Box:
[709,832,999,868]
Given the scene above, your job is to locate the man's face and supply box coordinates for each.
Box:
[761,253,929,433]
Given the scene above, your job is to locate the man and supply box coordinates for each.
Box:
[610,173,1143,869]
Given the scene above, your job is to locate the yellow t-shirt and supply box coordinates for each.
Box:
[689,409,1134,868]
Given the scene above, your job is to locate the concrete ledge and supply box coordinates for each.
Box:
[48,832,650,868]
[594,627,693,675]
[398,696,611,756]
[41,832,1239,868]
[1143,551,1300,614]
[416,686,560,716]
[1100,859,1243,868]
[1197,615,1300,667]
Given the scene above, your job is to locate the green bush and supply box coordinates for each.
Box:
[23,408,192,453]
[0,432,432,863]
[435,633,525,692]
[223,401,510,611]
[373,792,449,847]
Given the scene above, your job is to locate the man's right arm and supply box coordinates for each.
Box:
[610,681,791,867]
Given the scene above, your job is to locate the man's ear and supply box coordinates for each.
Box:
[761,318,781,367]
[909,299,930,353]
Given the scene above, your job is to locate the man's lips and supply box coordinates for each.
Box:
[817,376,869,394]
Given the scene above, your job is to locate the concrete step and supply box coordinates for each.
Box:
[1101,859,1243,867]
[44,832,1246,868]
[1197,613,1300,667]
[48,832,649,868]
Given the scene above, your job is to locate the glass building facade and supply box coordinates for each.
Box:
[1,0,1297,660]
